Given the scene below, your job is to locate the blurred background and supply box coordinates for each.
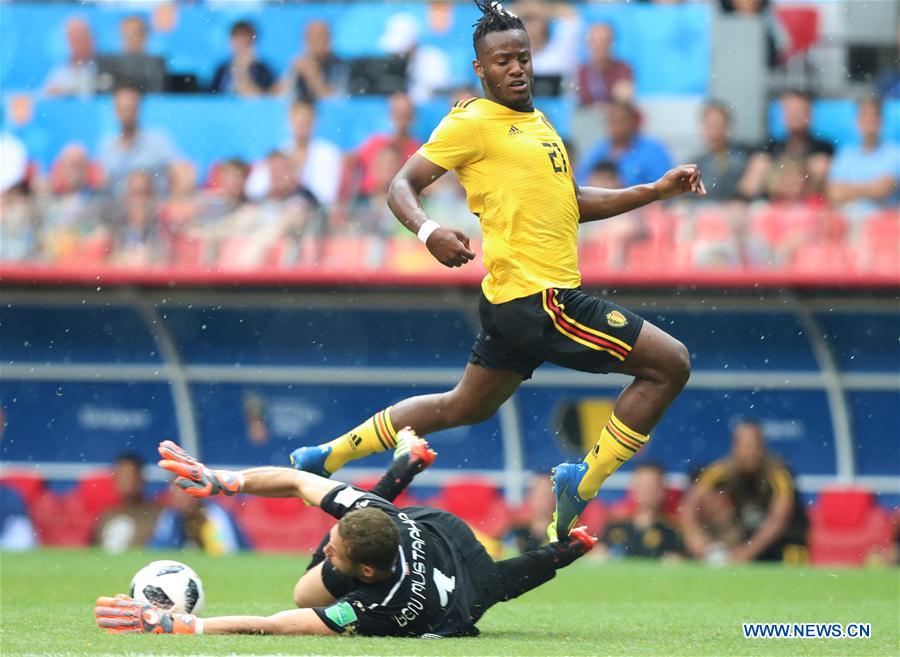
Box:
[0,0,897,567]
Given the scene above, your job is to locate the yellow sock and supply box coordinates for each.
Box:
[577,412,649,500]
[322,408,398,474]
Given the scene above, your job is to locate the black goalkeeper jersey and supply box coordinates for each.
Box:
[312,485,487,637]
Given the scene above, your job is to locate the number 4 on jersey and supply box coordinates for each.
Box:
[432,568,456,607]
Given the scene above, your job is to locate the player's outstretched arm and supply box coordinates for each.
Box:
[388,153,476,268]
[95,595,335,636]
[577,164,707,223]
[157,441,340,507]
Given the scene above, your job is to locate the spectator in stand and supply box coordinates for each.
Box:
[747,156,828,266]
[827,97,900,224]
[43,17,98,97]
[38,144,109,263]
[719,0,781,69]
[378,13,451,103]
[514,1,580,81]
[510,473,556,553]
[99,85,177,196]
[204,158,251,221]
[681,420,808,564]
[577,23,634,106]
[120,15,149,56]
[94,453,162,554]
[741,92,834,198]
[581,160,647,268]
[210,20,275,97]
[148,482,249,555]
[108,170,163,267]
[245,101,342,208]
[0,485,36,551]
[159,161,201,238]
[350,144,404,266]
[601,463,683,560]
[692,101,750,202]
[278,20,345,102]
[0,132,38,262]
[577,101,672,187]
[212,151,318,268]
[355,92,420,198]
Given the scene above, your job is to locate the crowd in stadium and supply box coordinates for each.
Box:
[1,1,897,274]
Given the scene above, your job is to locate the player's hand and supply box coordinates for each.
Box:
[426,227,476,268]
[158,440,242,498]
[94,594,197,634]
[654,164,707,200]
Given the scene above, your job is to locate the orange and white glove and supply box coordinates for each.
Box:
[94,595,200,634]
[158,440,242,498]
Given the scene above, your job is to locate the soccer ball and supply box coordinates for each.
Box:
[129,560,205,615]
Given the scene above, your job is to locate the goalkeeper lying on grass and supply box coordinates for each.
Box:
[95,430,596,638]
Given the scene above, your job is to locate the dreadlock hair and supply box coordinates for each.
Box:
[472,1,525,58]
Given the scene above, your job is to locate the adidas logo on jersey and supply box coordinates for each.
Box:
[508,125,522,136]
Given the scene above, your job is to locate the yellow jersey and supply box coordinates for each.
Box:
[418,98,581,304]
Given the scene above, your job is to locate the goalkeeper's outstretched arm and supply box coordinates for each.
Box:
[157,440,340,508]
[94,596,336,636]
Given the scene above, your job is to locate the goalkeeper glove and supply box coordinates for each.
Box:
[158,440,242,497]
[94,595,200,634]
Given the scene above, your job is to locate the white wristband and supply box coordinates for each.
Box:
[417,220,441,244]
[194,618,204,635]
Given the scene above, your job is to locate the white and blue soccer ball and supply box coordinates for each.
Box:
[130,560,205,615]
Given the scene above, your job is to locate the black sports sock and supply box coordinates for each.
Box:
[370,455,418,502]
[495,540,587,601]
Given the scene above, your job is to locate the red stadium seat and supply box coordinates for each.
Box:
[859,211,900,273]
[625,240,668,272]
[30,492,93,547]
[791,241,856,273]
[236,497,333,552]
[808,488,894,565]
[643,205,678,247]
[578,499,608,536]
[430,479,510,538]
[170,234,207,268]
[76,472,121,519]
[318,236,377,270]
[0,472,46,508]
[691,209,733,242]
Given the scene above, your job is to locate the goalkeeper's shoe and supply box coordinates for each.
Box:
[94,595,198,634]
[289,444,332,477]
[547,462,590,542]
[567,526,599,555]
[158,440,242,497]
[393,427,437,474]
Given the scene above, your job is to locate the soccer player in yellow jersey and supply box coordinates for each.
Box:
[292,0,707,541]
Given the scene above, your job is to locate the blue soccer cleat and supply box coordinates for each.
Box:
[289,445,332,477]
[548,462,591,542]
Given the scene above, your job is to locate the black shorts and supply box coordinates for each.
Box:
[470,287,644,380]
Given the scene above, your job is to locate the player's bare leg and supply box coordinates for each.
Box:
[291,364,522,476]
[610,320,692,433]
[390,363,523,434]
[551,321,690,539]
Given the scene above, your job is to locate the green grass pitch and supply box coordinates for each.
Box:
[1,549,897,657]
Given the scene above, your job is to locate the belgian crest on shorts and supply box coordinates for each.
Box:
[606,311,627,328]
